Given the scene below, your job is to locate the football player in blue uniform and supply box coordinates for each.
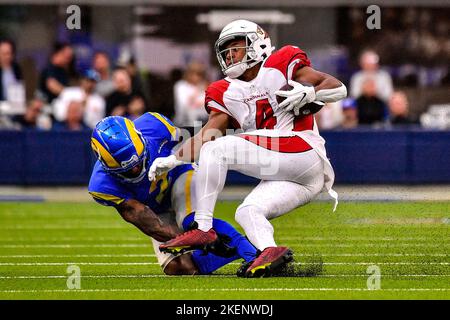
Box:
[88,113,257,275]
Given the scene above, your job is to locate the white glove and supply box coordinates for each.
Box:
[275,80,316,116]
[148,155,184,181]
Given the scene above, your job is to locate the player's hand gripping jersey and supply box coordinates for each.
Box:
[88,112,193,213]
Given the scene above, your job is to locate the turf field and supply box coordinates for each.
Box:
[0,201,448,299]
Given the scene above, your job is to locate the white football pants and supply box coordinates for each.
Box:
[194,134,324,250]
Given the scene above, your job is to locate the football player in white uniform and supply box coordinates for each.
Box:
[149,20,347,277]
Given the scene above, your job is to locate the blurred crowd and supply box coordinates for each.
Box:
[0,40,150,131]
[346,7,449,86]
[0,34,448,132]
[0,38,212,131]
[317,50,420,130]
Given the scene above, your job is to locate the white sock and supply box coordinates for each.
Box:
[194,142,228,232]
[195,210,213,232]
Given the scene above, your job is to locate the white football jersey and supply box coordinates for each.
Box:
[205,45,337,205]
[205,45,316,136]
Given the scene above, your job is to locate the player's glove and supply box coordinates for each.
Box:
[148,155,185,181]
[275,80,316,116]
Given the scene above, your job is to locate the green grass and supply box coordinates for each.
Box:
[0,201,448,299]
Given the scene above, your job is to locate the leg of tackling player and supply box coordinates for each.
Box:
[158,170,257,275]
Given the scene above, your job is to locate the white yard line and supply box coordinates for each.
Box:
[0,224,447,230]
[0,244,149,248]
[1,288,449,293]
[1,274,449,280]
[0,236,446,242]
[0,254,155,258]
[0,238,148,242]
[1,243,447,248]
[278,237,450,241]
[0,225,127,230]
[0,262,161,266]
[0,253,447,258]
[0,262,448,266]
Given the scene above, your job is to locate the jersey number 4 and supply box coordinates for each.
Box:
[256,98,277,129]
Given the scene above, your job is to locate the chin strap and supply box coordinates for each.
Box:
[315,84,347,103]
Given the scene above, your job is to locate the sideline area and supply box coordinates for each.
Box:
[1,185,450,202]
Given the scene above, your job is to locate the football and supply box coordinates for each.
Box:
[275,83,294,105]
[276,82,325,116]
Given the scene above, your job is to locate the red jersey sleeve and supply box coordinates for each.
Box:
[264,45,311,80]
[204,79,231,114]
[203,79,241,129]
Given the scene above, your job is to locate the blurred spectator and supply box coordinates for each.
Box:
[53,69,105,129]
[117,52,146,95]
[52,100,89,131]
[341,98,358,129]
[388,91,416,125]
[127,96,146,121]
[0,39,23,102]
[173,62,208,127]
[355,78,387,125]
[350,50,393,102]
[39,43,74,103]
[92,51,115,98]
[316,101,344,130]
[106,68,145,116]
[11,98,50,130]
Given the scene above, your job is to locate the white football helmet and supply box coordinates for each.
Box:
[215,19,273,79]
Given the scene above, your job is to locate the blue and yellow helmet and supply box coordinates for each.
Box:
[91,116,148,183]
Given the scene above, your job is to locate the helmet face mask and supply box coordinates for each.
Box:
[91,116,149,183]
[114,155,148,183]
[215,20,273,79]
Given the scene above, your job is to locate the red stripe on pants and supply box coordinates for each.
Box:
[239,134,313,153]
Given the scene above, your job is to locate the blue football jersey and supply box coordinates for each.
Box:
[88,112,193,214]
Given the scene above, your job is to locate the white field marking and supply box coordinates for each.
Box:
[4,220,448,230]
[0,236,446,242]
[1,243,448,248]
[263,243,449,248]
[0,225,127,230]
[0,238,148,242]
[278,237,450,242]
[318,274,450,277]
[0,244,149,248]
[0,274,206,279]
[0,274,449,280]
[0,262,161,266]
[0,253,447,258]
[0,254,155,258]
[0,262,448,266]
[296,253,449,257]
[0,225,446,230]
[1,288,449,293]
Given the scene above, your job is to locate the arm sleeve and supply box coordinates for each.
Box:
[89,191,126,207]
